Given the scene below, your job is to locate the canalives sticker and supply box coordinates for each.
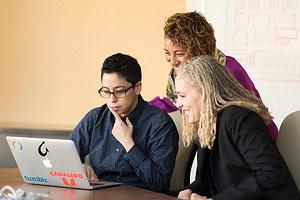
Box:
[62,177,76,187]
[50,171,83,187]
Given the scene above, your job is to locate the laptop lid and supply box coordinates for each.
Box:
[6,136,121,190]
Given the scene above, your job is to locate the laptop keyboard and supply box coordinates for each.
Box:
[90,181,104,186]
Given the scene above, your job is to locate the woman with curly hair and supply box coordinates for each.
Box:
[162,11,278,141]
[175,56,299,200]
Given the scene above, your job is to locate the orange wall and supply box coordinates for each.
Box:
[0,1,185,130]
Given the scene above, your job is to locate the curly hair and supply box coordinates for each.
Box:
[164,11,216,59]
[176,56,273,149]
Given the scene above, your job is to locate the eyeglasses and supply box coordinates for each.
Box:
[98,85,135,98]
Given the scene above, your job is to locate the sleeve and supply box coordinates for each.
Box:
[186,178,204,193]
[123,118,179,193]
[148,96,178,113]
[185,171,212,197]
[213,109,299,200]
[225,56,259,97]
[184,147,211,196]
[68,109,95,163]
[225,56,278,141]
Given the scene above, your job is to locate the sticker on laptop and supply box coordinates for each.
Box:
[50,171,84,187]
[24,175,49,183]
[38,141,53,168]
[12,141,23,151]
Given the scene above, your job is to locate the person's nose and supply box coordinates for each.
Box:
[169,55,179,66]
[166,54,179,66]
[109,93,117,103]
[176,97,182,109]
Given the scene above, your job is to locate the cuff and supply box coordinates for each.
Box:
[123,144,146,168]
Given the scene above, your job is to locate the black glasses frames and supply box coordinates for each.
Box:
[98,84,135,98]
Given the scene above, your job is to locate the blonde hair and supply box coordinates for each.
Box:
[176,56,273,149]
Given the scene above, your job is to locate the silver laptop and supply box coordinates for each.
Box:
[6,136,121,190]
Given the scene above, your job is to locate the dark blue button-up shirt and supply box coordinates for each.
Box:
[69,95,179,193]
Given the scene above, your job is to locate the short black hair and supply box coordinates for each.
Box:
[101,53,142,85]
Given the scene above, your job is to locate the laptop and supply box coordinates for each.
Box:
[6,136,121,190]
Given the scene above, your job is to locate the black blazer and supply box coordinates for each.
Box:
[187,106,299,200]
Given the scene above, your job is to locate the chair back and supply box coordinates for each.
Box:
[277,110,300,189]
[168,110,196,193]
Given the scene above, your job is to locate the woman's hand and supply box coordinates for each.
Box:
[82,164,99,182]
[178,189,192,200]
[190,193,208,200]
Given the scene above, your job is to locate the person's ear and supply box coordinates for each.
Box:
[134,81,142,95]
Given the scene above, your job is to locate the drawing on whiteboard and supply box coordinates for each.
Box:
[226,0,300,82]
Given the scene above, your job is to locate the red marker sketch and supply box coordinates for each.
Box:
[227,0,300,82]
[274,14,296,29]
[249,0,260,10]
[234,29,249,46]
[275,28,298,39]
[263,0,279,10]
[282,0,298,10]
[234,0,248,10]
[234,13,250,28]
[252,14,271,28]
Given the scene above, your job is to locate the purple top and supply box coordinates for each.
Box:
[225,56,278,141]
[148,96,178,113]
[226,56,261,97]
[149,56,278,141]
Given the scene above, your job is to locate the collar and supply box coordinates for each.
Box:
[122,95,146,121]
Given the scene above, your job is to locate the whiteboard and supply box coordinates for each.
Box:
[186,0,300,127]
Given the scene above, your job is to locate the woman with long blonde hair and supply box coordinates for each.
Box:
[175,56,299,200]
